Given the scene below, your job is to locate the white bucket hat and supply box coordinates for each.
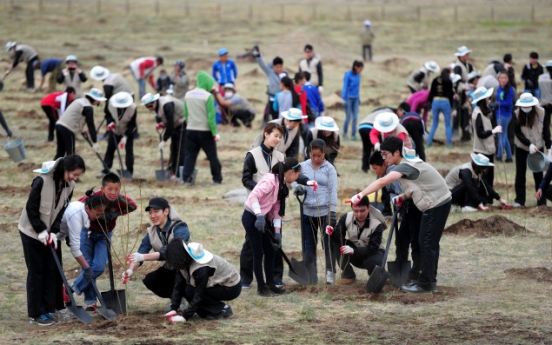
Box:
[65,55,78,63]
[403,147,423,163]
[110,92,133,108]
[450,73,461,84]
[86,88,107,101]
[33,160,57,173]
[471,87,494,105]
[315,116,339,132]
[515,92,538,107]
[374,112,400,133]
[364,20,372,27]
[470,153,494,167]
[141,93,160,106]
[5,41,16,52]
[424,61,440,73]
[183,242,213,264]
[281,108,307,121]
[90,66,110,81]
[455,46,472,57]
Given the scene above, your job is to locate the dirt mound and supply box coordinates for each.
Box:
[63,42,79,48]
[323,93,343,110]
[444,215,529,238]
[15,109,41,120]
[338,145,360,160]
[157,46,172,51]
[504,267,552,283]
[381,58,410,74]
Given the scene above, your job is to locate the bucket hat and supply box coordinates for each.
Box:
[471,87,494,105]
[374,112,400,133]
[424,61,440,73]
[450,73,461,84]
[183,242,213,264]
[315,116,339,132]
[90,66,110,81]
[86,88,107,102]
[281,108,307,121]
[455,46,472,57]
[403,147,423,163]
[141,93,160,106]
[364,20,372,27]
[33,160,57,173]
[470,153,494,167]
[110,92,133,108]
[65,55,78,63]
[515,92,538,107]
[5,42,16,52]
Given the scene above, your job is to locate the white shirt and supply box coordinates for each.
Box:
[59,201,89,258]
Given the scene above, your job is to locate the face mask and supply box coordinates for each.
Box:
[224,91,233,99]
[521,107,532,113]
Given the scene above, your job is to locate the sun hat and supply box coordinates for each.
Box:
[471,87,494,105]
[86,88,107,101]
[424,61,440,73]
[402,147,423,163]
[33,160,57,173]
[65,55,78,63]
[218,48,228,56]
[546,60,552,68]
[110,92,133,108]
[5,42,16,52]
[223,83,235,90]
[374,112,400,133]
[90,65,110,81]
[183,242,213,264]
[467,71,480,82]
[515,92,538,107]
[364,20,372,27]
[141,93,160,106]
[145,197,169,211]
[450,73,461,84]
[315,116,339,132]
[470,153,494,167]
[281,108,307,121]
[455,46,472,57]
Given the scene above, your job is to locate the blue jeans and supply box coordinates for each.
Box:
[496,115,513,160]
[524,87,541,101]
[302,215,339,284]
[72,230,112,305]
[427,99,452,146]
[130,67,147,99]
[344,97,359,138]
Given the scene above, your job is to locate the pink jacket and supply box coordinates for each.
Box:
[245,173,281,226]
[407,90,430,122]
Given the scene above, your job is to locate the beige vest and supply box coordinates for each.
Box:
[61,69,83,98]
[157,96,185,128]
[514,106,545,151]
[299,57,321,86]
[472,107,496,155]
[185,88,211,131]
[445,162,476,190]
[250,119,298,156]
[249,146,285,190]
[146,206,184,269]
[407,67,431,91]
[455,58,472,82]
[104,73,133,95]
[57,98,91,134]
[539,74,552,107]
[359,109,385,126]
[344,207,386,250]
[107,102,137,136]
[18,158,75,240]
[228,93,256,115]
[310,128,339,155]
[170,73,189,100]
[181,254,240,288]
[16,44,38,62]
[398,159,451,212]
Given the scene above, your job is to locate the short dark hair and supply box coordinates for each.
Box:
[503,53,513,63]
[369,151,385,166]
[380,135,404,156]
[65,86,76,94]
[398,102,411,112]
[351,195,370,208]
[156,56,164,64]
[303,71,311,82]
[530,52,539,59]
[294,72,305,84]
[273,57,283,66]
[309,139,326,153]
[304,44,313,52]
[352,60,364,73]
[102,172,121,186]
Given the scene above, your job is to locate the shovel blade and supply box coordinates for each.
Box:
[101,290,127,315]
[288,257,311,285]
[67,304,94,324]
[117,170,132,179]
[387,261,412,288]
[97,304,118,320]
[366,266,390,294]
[155,170,170,181]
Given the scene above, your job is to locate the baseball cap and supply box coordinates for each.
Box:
[145,197,169,211]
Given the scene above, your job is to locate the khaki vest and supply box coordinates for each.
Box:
[180,254,240,288]
[104,73,133,95]
[514,106,545,151]
[539,74,552,107]
[185,88,211,131]
[61,70,83,98]
[250,119,298,156]
[228,93,256,115]
[472,107,496,155]
[299,57,321,86]
[359,109,386,126]
[406,68,431,91]
[146,206,185,269]
[310,128,339,155]
[107,102,137,136]
[445,162,477,190]
[398,159,451,212]
[170,73,189,100]
[16,44,38,62]
[57,98,91,134]
[249,146,285,189]
[18,158,75,240]
[344,207,386,250]
[157,96,185,128]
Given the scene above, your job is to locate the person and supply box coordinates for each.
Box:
[55,88,106,159]
[293,139,338,285]
[481,59,505,78]
[218,83,255,128]
[242,158,302,296]
[251,108,305,159]
[302,71,325,120]
[18,156,84,325]
[129,56,164,98]
[99,92,138,178]
[212,48,238,92]
[536,152,552,203]
[170,60,189,100]
[407,90,430,124]
[56,55,87,98]
[273,76,300,115]
[538,60,552,126]
[123,198,191,305]
[299,44,323,92]
[305,116,340,165]
[40,87,76,142]
[503,53,517,90]
[426,68,454,147]
[396,102,426,161]
[252,46,287,122]
[513,93,551,207]
[59,192,109,311]
[164,239,241,322]
[453,46,475,142]
[38,57,63,92]
[521,52,543,99]
[358,108,390,172]
[0,110,13,138]
[182,71,223,184]
[342,60,364,140]
[5,41,39,92]
[370,112,412,152]
[496,71,515,163]
[360,20,375,61]
[293,72,308,120]
[142,92,186,180]
[350,136,452,293]
[453,46,475,84]
[406,61,440,93]
[89,65,134,103]
[156,69,171,94]
[446,153,510,212]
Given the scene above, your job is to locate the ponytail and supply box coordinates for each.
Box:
[84,188,108,211]
[270,157,301,216]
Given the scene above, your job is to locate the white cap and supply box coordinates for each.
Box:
[65,55,78,63]
[364,20,372,27]
[5,42,16,52]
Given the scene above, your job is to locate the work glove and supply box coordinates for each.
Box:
[500,199,512,210]
[164,310,177,317]
[318,86,324,94]
[491,125,503,134]
[168,315,186,323]
[477,203,489,211]
[306,180,318,191]
[214,134,221,143]
[107,122,116,131]
[158,141,165,151]
[252,45,260,57]
[121,269,133,284]
[294,185,306,196]
[119,136,127,149]
[48,233,58,250]
[529,144,538,154]
[374,142,381,152]
[392,195,403,207]
[83,267,94,283]
[254,215,266,233]
[350,193,363,206]
[129,252,144,263]
[92,143,100,153]
[329,211,337,228]
[156,123,164,131]
[325,225,334,236]
[340,245,354,255]
[82,130,89,138]
[272,232,282,250]
[37,230,49,246]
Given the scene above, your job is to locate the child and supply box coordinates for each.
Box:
[302,71,325,121]
[273,76,300,115]
[342,60,364,140]
[496,71,515,162]
[19,155,85,325]
[293,72,308,119]
[253,45,287,122]
[156,69,171,94]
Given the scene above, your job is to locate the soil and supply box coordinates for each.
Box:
[0,185,31,195]
[504,267,552,283]
[15,109,41,120]
[381,57,411,76]
[444,215,529,238]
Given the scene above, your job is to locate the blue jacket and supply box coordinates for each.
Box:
[212,60,238,85]
[342,70,361,99]
[303,84,325,113]
[137,219,190,260]
[40,58,62,76]
[496,85,515,119]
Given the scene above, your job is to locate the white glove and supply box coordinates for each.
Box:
[119,136,127,149]
[318,86,324,94]
[129,252,144,263]
[48,233,58,250]
[168,315,186,323]
[158,141,165,151]
[121,269,133,284]
[165,310,177,317]
[529,144,538,154]
[491,125,503,134]
[92,143,100,153]
[340,245,354,255]
[325,225,334,236]
[214,134,221,143]
[350,193,363,206]
[374,142,381,152]
[38,230,49,246]
[306,180,318,191]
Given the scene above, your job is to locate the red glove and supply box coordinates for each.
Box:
[477,203,489,211]
[82,130,89,137]
[325,225,334,236]
[340,245,354,255]
[307,181,318,191]
[156,123,164,131]
[350,193,363,206]
[107,122,116,131]
[392,195,403,207]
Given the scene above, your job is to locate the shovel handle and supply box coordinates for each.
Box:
[265,230,297,275]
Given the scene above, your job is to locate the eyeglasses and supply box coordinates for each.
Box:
[145,104,153,109]
[380,151,391,158]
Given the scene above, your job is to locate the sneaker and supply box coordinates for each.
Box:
[461,206,477,212]
[53,309,73,322]
[513,202,522,208]
[241,283,251,289]
[85,303,97,312]
[326,271,335,285]
[205,305,233,320]
[431,282,438,293]
[30,314,55,326]
[62,286,72,306]
[274,281,285,288]
[96,172,107,179]
[169,174,179,181]
[257,285,273,297]
[337,277,356,285]
[401,283,432,294]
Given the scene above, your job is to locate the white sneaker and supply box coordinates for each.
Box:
[326,271,335,284]
[513,202,522,208]
[461,206,477,212]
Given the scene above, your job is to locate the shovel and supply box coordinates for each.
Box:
[387,211,412,287]
[82,132,111,172]
[366,206,400,294]
[267,231,310,285]
[90,280,118,320]
[155,129,170,181]
[100,242,126,315]
[112,132,132,179]
[49,245,94,324]
[295,193,317,285]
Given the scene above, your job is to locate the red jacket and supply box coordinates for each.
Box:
[78,190,137,233]
[294,85,308,123]
[139,59,157,88]
[40,91,74,110]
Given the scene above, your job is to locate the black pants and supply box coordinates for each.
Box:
[474,152,494,203]
[460,107,471,141]
[26,56,39,89]
[302,215,340,284]
[381,187,392,216]
[395,201,422,264]
[143,266,176,299]
[168,123,186,176]
[239,235,284,285]
[55,124,76,159]
[515,147,545,206]
[182,130,222,183]
[102,131,135,175]
[339,248,383,279]
[402,120,426,161]
[0,109,12,137]
[362,44,372,61]
[359,127,373,171]
[242,211,278,288]
[41,105,58,141]
[184,282,241,318]
[451,181,493,208]
[231,109,255,128]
